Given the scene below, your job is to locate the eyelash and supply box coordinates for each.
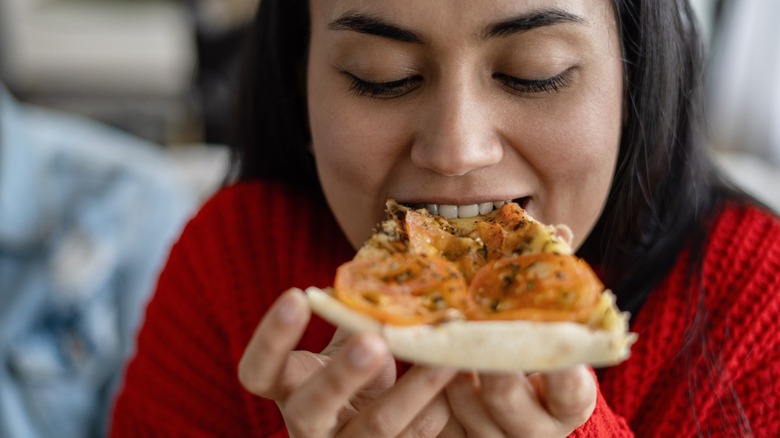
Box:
[347,74,422,98]
[345,68,575,98]
[494,68,575,94]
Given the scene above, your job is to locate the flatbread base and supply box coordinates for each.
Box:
[306,287,637,372]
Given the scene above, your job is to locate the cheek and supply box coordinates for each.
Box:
[515,102,619,183]
[546,110,618,183]
[307,75,411,246]
[308,73,366,187]
[308,65,413,193]
[511,77,622,244]
[546,62,621,176]
[309,99,400,195]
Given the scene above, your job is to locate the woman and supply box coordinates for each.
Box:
[111,0,780,436]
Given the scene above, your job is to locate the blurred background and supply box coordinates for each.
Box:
[0,1,251,437]
[699,0,780,210]
[0,0,251,183]
[0,0,778,437]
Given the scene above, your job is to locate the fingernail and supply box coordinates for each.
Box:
[275,289,304,324]
[348,334,385,369]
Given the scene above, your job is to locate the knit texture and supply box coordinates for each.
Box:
[110,181,780,437]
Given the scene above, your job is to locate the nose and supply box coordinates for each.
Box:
[411,83,503,176]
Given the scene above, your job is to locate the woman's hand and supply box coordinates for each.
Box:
[442,367,597,437]
[238,288,456,437]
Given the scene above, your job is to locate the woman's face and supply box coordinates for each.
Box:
[307,0,623,250]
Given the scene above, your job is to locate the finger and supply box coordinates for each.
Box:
[238,288,311,400]
[320,327,399,408]
[282,332,389,436]
[398,393,453,438]
[479,371,554,435]
[339,365,456,437]
[446,373,504,438]
[536,365,597,430]
[321,327,352,356]
[437,417,467,438]
[347,352,399,411]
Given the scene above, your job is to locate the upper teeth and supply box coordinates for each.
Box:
[424,201,507,219]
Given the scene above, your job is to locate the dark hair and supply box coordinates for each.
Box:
[232,0,314,187]
[232,0,735,312]
[577,0,726,313]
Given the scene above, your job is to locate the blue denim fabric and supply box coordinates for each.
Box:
[0,85,197,437]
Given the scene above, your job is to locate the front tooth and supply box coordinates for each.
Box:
[425,202,502,218]
[458,204,479,218]
[478,202,494,215]
[438,204,458,219]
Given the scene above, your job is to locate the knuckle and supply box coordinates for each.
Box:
[282,395,336,436]
[548,372,596,420]
[403,396,450,438]
[557,397,595,430]
[318,367,352,399]
[570,409,594,429]
[415,367,454,392]
[321,331,350,356]
[482,381,522,413]
[556,396,592,422]
[405,417,443,438]
[284,401,337,437]
[361,410,396,437]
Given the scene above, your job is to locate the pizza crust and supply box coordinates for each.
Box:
[306,287,637,372]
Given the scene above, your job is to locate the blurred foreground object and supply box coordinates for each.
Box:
[0,84,198,437]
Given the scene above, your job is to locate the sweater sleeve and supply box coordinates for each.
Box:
[110,182,352,436]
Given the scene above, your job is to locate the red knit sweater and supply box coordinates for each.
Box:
[111,180,780,437]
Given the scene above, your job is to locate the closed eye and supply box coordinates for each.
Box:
[345,73,423,98]
[494,67,576,94]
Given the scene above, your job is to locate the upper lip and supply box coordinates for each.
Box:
[395,195,528,205]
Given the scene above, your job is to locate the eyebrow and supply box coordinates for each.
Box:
[328,12,423,43]
[484,9,586,38]
[327,8,585,44]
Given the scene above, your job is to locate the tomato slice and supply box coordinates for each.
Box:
[466,253,602,322]
[334,252,468,325]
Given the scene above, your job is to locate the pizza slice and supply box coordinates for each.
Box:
[307,200,636,372]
